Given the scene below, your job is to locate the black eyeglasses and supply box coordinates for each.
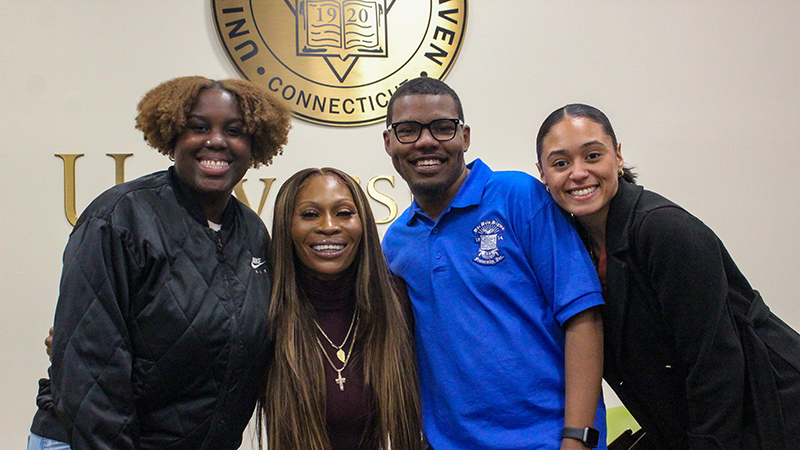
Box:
[388,118,463,144]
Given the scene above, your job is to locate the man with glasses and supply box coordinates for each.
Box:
[381,77,607,450]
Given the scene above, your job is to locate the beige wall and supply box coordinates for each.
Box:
[3,1,800,447]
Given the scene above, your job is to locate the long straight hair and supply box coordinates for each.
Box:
[257,168,423,450]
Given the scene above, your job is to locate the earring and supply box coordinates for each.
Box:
[206,140,212,146]
[618,167,624,177]
[545,186,551,193]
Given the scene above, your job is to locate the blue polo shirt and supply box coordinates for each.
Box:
[383,159,606,449]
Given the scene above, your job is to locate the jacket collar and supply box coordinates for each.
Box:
[605,179,644,257]
[602,178,644,369]
[168,166,238,230]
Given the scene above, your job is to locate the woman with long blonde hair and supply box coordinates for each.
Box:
[259,168,423,450]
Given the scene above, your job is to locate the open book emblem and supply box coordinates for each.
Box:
[296,1,388,82]
[212,0,467,126]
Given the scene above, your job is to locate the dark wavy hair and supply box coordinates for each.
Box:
[536,103,636,183]
[135,76,292,167]
[258,168,423,450]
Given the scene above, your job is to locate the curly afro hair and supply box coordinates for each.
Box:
[135,76,292,168]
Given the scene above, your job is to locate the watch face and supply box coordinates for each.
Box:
[585,427,600,446]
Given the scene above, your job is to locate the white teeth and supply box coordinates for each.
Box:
[312,244,345,252]
[416,159,440,167]
[570,186,597,196]
[200,160,229,169]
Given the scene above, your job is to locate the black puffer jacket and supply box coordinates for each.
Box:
[31,168,272,450]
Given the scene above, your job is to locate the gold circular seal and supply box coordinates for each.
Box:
[211,0,468,127]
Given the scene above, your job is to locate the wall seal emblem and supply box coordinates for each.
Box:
[211,0,468,126]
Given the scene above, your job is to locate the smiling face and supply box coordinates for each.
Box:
[291,174,364,280]
[383,94,470,214]
[173,88,252,217]
[537,116,623,227]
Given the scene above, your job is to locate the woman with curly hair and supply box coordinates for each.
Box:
[258,168,424,450]
[28,76,291,450]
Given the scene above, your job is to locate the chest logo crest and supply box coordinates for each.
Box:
[472,220,505,265]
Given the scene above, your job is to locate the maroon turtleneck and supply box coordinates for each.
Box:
[299,265,377,450]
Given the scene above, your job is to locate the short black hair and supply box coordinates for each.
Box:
[385,76,464,125]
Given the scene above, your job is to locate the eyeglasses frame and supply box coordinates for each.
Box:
[388,118,464,144]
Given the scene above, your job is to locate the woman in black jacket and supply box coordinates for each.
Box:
[28,76,291,450]
[535,103,800,450]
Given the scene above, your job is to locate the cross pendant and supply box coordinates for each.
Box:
[335,371,346,391]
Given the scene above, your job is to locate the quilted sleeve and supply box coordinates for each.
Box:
[51,216,139,450]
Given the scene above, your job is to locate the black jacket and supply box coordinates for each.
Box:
[600,179,800,450]
[31,168,272,450]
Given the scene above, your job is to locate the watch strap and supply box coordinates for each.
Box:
[562,427,599,448]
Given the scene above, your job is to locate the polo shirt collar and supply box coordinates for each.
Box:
[407,158,490,223]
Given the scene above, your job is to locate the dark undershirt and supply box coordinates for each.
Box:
[300,266,377,450]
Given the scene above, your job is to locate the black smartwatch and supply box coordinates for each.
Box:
[562,426,600,448]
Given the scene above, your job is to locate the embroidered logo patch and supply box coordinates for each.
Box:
[472,220,505,265]
[251,257,269,274]
[251,257,267,269]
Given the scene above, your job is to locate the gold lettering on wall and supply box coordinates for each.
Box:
[233,178,277,215]
[254,178,277,216]
[107,153,134,185]
[57,154,404,226]
[56,154,84,226]
[367,175,398,224]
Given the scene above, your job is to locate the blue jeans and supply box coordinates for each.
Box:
[27,433,71,450]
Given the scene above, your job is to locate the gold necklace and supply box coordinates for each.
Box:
[315,315,359,391]
[314,309,357,362]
